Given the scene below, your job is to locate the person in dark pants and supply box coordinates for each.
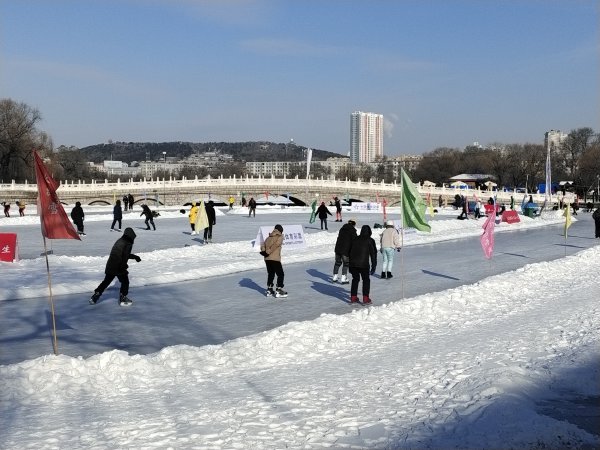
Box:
[332,219,357,284]
[70,201,85,235]
[140,204,156,230]
[204,200,216,243]
[123,195,129,211]
[348,224,377,304]
[334,197,342,222]
[316,201,332,230]
[90,227,141,306]
[111,199,123,231]
[128,193,135,210]
[248,197,257,217]
[261,224,287,298]
[593,208,600,239]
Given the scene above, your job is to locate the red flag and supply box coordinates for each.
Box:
[382,198,387,221]
[33,151,80,240]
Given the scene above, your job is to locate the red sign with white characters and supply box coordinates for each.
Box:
[0,233,18,262]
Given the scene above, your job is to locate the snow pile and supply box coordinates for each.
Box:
[1,245,598,449]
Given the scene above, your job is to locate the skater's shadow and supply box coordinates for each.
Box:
[554,243,586,249]
[421,269,460,281]
[239,278,264,295]
[304,226,324,231]
[306,268,330,282]
[191,237,206,244]
[182,231,192,235]
[310,281,349,304]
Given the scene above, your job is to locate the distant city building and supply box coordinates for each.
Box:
[544,130,568,150]
[386,155,422,178]
[350,111,383,164]
[246,161,298,177]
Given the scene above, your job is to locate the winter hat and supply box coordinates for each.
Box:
[274,224,284,233]
[348,218,357,225]
[386,220,394,227]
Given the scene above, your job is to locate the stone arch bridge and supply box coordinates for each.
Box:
[0,175,549,207]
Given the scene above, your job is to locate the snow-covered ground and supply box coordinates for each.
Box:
[1,205,599,449]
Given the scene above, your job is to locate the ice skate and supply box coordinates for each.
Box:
[275,287,288,298]
[331,274,339,283]
[266,286,275,297]
[89,291,101,305]
[340,274,349,284]
[119,294,133,306]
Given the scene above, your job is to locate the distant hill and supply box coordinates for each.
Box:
[79,141,344,163]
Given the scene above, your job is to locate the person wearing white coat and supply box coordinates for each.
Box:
[380,220,401,279]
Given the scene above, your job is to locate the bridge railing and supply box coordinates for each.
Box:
[0,176,572,205]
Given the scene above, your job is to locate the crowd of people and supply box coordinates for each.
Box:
[3,191,592,307]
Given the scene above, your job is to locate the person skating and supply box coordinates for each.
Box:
[261,224,287,298]
[379,220,401,279]
[3,201,10,217]
[110,199,123,231]
[123,194,129,211]
[334,197,342,222]
[248,197,257,217]
[70,201,85,235]
[593,207,600,239]
[189,202,199,234]
[204,200,216,243]
[228,195,235,210]
[90,227,141,306]
[128,193,134,210]
[17,200,26,217]
[316,201,332,230]
[332,218,357,284]
[140,204,156,230]
[348,224,377,304]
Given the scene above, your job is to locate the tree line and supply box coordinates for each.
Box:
[1,98,599,198]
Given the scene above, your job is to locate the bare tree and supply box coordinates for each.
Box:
[0,99,43,182]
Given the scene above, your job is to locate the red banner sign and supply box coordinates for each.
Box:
[501,210,520,224]
[0,233,18,262]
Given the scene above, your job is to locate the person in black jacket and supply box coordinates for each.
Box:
[70,201,85,235]
[348,224,377,304]
[111,199,123,232]
[90,227,141,306]
[204,200,217,243]
[593,207,600,239]
[332,219,357,284]
[248,197,257,217]
[334,197,342,222]
[316,201,332,230]
[140,204,156,230]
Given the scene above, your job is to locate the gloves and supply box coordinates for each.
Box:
[134,255,141,262]
[396,247,401,252]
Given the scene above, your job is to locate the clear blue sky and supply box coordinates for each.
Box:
[1,0,598,156]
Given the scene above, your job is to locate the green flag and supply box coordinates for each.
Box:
[400,168,431,232]
[309,199,317,223]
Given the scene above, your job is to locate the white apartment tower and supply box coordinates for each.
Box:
[350,111,383,163]
[544,129,568,150]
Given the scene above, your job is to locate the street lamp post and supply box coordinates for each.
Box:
[162,151,167,208]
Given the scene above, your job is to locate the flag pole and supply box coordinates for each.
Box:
[42,236,59,355]
[400,226,405,300]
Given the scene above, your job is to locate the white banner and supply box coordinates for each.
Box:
[350,202,382,212]
[253,225,307,251]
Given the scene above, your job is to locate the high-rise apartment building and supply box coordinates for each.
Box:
[350,111,383,163]
[544,129,568,150]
